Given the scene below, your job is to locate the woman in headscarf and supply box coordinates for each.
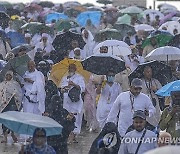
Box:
[44,95,75,154]
[89,122,121,154]
[82,29,96,57]
[0,71,23,143]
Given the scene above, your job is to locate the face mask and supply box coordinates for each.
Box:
[107,76,115,83]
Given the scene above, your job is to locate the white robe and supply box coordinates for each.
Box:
[68,49,86,60]
[107,91,156,137]
[35,41,54,56]
[96,82,122,128]
[60,73,85,134]
[23,70,46,115]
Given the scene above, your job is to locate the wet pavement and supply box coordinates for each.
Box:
[0,127,99,154]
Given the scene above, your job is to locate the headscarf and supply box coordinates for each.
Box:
[5,70,13,80]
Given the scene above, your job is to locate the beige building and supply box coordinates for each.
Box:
[112,0,147,7]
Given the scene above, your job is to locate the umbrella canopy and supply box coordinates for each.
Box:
[39,1,54,8]
[7,31,26,48]
[94,28,122,42]
[50,58,91,86]
[113,23,136,38]
[142,9,164,21]
[11,44,34,56]
[76,11,102,27]
[142,30,173,48]
[120,6,143,14]
[63,1,81,8]
[156,80,180,97]
[128,60,172,86]
[21,22,54,36]
[0,111,62,136]
[64,7,82,18]
[134,24,155,32]
[10,19,26,31]
[96,0,113,5]
[159,21,180,35]
[116,14,131,25]
[0,11,10,29]
[145,46,180,62]
[144,145,180,154]
[93,40,131,56]
[0,1,12,10]
[52,30,85,52]
[25,3,43,12]
[46,12,69,24]
[54,19,79,32]
[81,53,126,75]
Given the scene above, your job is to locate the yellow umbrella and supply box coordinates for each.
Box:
[50,58,91,87]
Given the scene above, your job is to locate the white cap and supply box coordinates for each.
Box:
[46,59,54,65]
[74,47,81,51]
[42,33,49,38]
[25,33,31,38]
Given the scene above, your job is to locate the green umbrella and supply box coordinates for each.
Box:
[120,6,143,14]
[54,19,79,32]
[116,14,131,25]
[0,1,13,9]
[21,22,54,36]
[94,28,122,42]
[142,30,173,48]
[10,19,27,31]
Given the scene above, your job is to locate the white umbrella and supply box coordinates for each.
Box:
[144,146,180,154]
[134,24,155,32]
[159,21,180,35]
[145,46,180,62]
[143,9,164,21]
[93,40,132,56]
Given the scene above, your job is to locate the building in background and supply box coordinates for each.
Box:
[112,0,147,7]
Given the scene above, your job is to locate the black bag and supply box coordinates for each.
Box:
[68,87,81,102]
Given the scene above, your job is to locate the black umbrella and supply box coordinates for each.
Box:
[128,60,172,86]
[52,30,85,52]
[81,54,126,75]
[39,1,54,8]
[0,11,10,29]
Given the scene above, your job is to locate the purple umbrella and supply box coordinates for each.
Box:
[159,12,176,25]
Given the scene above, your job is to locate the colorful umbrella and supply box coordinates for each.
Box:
[0,111,62,136]
[120,6,143,14]
[116,14,131,25]
[76,11,102,27]
[46,12,68,24]
[50,58,91,86]
[94,28,122,42]
[142,30,173,48]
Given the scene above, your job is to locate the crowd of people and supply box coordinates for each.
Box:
[0,1,180,154]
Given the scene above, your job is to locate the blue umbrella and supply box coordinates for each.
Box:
[7,31,26,48]
[0,111,62,136]
[46,12,68,23]
[156,80,180,96]
[76,11,102,27]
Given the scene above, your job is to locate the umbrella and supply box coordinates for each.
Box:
[39,1,54,8]
[82,3,94,7]
[25,3,43,12]
[81,53,126,75]
[0,54,31,82]
[0,111,62,136]
[142,9,164,21]
[46,12,68,24]
[159,21,180,35]
[93,40,132,56]
[128,60,172,86]
[0,11,10,29]
[142,30,173,48]
[63,1,81,8]
[54,19,79,32]
[7,31,26,48]
[116,14,131,25]
[64,7,82,18]
[145,46,180,62]
[10,19,26,31]
[21,22,54,36]
[96,0,113,5]
[144,146,180,154]
[52,30,85,52]
[94,28,122,42]
[0,1,12,10]
[120,6,143,14]
[87,6,103,12]
[134,24,155,32]
[11,44,34,56]
[6,8,21,17]
[156,80,180,97]
[50,58,91,86]
[76,11,102,27]
[113,23,136,38]
[159,12,177,25]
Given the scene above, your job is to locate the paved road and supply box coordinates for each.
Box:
[0,128,99,154]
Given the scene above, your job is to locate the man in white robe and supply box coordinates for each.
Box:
[23,60,46,115]
[60,64,85,142]
[96,72,122,128]
[107,78,156,137]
